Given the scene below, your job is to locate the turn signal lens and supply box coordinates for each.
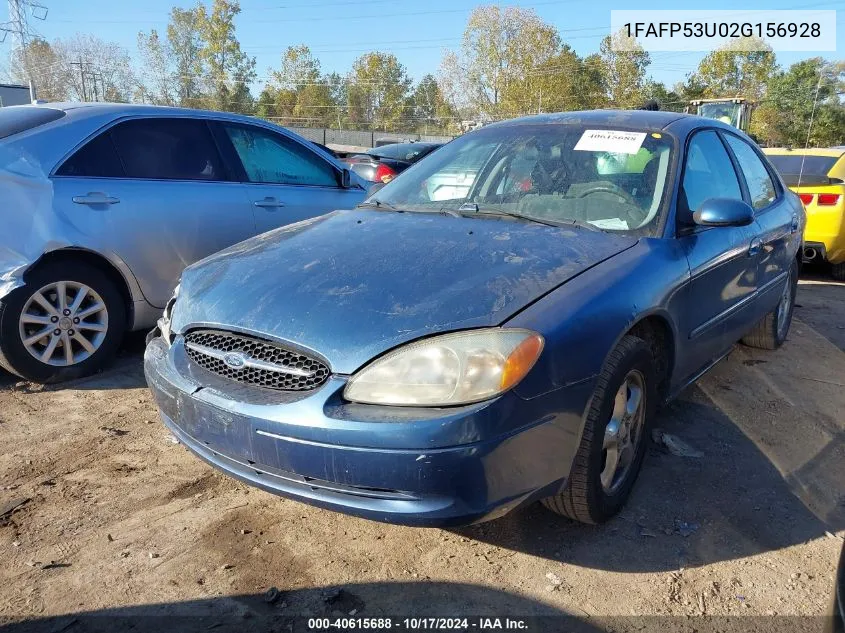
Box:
[501,334,544,391]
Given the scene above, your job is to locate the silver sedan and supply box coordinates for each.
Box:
[0,103,366,382]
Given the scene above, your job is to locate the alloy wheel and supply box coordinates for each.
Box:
[18,281,109,366]
[600,369,646,494]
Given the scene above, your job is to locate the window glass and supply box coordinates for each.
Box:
[56,132,124,178]
[108,118,224,181]
[766,153,840,187]
[681,131,742,216]
[0,107,65,140]
[224,124,338,187]
[369,142,440,161]
[367,124,674,235]
[724,134,777,210]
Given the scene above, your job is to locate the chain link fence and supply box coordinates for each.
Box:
[286,126,453,148]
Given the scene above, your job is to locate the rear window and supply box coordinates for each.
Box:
[370,143,439,161]
[767,154,841,186]
[0,106,65,140]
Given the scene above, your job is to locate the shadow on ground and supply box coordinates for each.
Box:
[0,582,832,633]
[454,384,842,572]
[0,331,148,392]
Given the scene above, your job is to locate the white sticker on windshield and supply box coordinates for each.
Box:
[574,130,647,155]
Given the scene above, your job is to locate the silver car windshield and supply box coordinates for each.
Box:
[367,124,674,234]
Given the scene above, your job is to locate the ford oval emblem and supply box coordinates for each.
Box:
[223,352,246,369]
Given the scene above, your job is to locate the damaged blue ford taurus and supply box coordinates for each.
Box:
[144,110,804,527]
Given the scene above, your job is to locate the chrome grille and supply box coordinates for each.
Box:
[184,329,330,391]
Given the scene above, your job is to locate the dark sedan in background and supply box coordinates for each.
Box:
[145,110,804,527]
[341,141,443,183]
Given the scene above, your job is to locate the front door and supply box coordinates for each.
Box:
[722,132,797,321]
[51,116,256,308]
[217,122,363,235]
[675,130,760,381]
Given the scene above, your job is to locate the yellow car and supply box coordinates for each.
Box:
[764,147,845,280]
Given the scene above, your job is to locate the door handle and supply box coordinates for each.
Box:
[790,214,799,234]
[748,237,762,256]
[253,197,285,209]
[72,192,120,205]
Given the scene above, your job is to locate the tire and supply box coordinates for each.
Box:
[541,335,657,524]
[832,262,845,282]
[0,260,126,383]
[741,259,798,350]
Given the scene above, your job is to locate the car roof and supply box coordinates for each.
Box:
[485,109,691,132]
[27,101,265,125]
[764,147,845,157]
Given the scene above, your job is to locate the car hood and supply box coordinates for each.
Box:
[171,210,637,374]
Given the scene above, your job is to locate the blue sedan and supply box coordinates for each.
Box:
[144,110,804,527]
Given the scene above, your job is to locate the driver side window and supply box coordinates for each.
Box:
[680,131,743,222]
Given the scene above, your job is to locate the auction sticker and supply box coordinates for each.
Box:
[574,130,647,154]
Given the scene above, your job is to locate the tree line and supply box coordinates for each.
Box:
[7,0,845,145]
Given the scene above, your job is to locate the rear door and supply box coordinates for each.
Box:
[52,116,256,308]
[675,130,761,381]
[215,122,363,235]
[722,132,796,320]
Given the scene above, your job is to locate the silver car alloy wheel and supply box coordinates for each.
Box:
[601,369,646,494]
[18,281,109,366]
[776,268,794,339]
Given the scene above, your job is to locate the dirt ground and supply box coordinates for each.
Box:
[0,269,843,633]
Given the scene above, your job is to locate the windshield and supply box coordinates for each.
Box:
[697,102,742,127]
[366,124,675,234]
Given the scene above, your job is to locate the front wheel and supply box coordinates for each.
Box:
[0,261,126,383]
[741,259,798,350]
[541,335,656,524]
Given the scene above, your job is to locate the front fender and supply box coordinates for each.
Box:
[506,238,689,400]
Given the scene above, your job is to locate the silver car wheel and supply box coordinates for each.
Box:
[18,281,109,366]
[601,369,646,494]
[776,268,794,339]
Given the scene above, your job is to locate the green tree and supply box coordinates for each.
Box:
[597,31,651,108]
[755,58,845,147]
[167,6,205,106]
[441,5,561,119]
[690,37,777,102]
[411,74,454,133]
[347,52,412,130]
[195,0,256,113]
[9,37,67,101]
[265,45,336,127]
[136,29,177,105]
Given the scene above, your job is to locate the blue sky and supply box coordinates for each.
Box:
[2,0,842,88]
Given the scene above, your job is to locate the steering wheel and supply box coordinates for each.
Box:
[575,184,636,205]
[574,183,645,228]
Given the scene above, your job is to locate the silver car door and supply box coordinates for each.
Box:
[51,116,257,308]
[217,121,364,234]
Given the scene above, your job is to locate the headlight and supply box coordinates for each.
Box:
[344,328,544,407]
[157,283,180,344]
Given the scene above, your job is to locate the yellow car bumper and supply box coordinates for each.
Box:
[793,186,845,264]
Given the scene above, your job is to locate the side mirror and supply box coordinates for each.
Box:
[340,168,352,188]
[693,198,754,228]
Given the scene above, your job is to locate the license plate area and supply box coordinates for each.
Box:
[176,392,254,463]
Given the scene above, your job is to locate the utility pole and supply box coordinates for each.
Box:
[70,57,87,101]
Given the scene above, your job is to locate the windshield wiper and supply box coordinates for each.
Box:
[357,199,397,210]
[455,203,598,230]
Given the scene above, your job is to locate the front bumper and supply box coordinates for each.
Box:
[144,335,593,527]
